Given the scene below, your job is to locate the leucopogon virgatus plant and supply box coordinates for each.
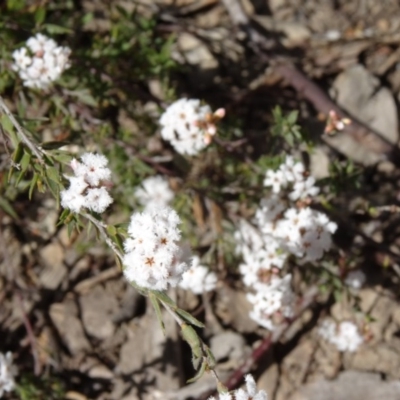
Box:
[12,33,71,90]
[234,156,338,331]
[0,20,374,398]
[0,85,228,394]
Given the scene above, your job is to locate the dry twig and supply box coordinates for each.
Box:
[220,0,400,165]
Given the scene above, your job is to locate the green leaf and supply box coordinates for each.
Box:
[106,225,117,236]
[152,290,176,307]
[186,359,207,383]
[15,151,31,185]
[53,152,73,164]
[34,7,46,25]
[6,0,25,10]
[113,232,125,253]
[67,219,76,237]
[287,110,298,125]
[82,12,94,25]
[149,292,165,334]
[175,308,205,328]
[41,141,71,150]
[29,173,39,200]
[8,142,24,181]
[204,344,216,368]
[43,173,60,199]
[0,114,19,148]
[0,197,19,219]
[42,23,73,35]
[68,89,98,107]
[181,323,202,363]
[12,142,24,164]
[46,166,61,184]
[58,208,71,224]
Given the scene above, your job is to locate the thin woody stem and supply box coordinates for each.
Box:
[81,211,124,260]
[0,96,45,163]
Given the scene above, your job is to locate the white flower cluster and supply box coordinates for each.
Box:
[0,352,17,397]
[123,207,189,291]
[208,374,267,400]
[235,220,296,331]
[319,319,364,352]
[235,156,337,330]
[12,33,71,89]
[60,153,113,213]
[247,275,295,331]
[263,156,319,201]
[179,256,217,294]
[159,98,225,156]
[134,175,174,210]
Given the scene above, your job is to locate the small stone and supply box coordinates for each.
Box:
[350,343,400,378]
[88,364,114,380]
[49,297,91,355]
[39,241,67,290]
[210,331,247,364]
[79,285,118,340]
[290,370,400,400]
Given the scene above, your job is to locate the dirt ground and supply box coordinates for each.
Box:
[3,0,400,399]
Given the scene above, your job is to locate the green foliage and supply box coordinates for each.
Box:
[325,159,362,194]
[16,375,65,400]
[270,106,311,148]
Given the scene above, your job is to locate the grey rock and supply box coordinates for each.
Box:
[210,330,247,363]
[290,370,400,400]
[328,64,399,165]
[79,285,118,340]
[49,298,91,355]
[349,343,400,379]
[39,241,67,290]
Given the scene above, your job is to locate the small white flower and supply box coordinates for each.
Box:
[179,256,217,294]
[12,33,71,90]
[263,170,287,193]
[235,218,288,288]
[247,274,295,331]
[289,176,320,201]
[279,156,304,182]
[12,47,32,70]
[208,374,267,400]
[159,98,224,155]
[123,207,189,291]
[264,157,319,201]
[345,269,366,290]
[234,219,265,256]
[255,195,286,228]
[208,394,232,400]
[319,319,363,352]
[60,153,113,214]
[75,153,111,186]
[274,208,337,262]
[236,374,267,400]
[135,175,174,210]
[85,187,113,213]
[0,352,17,397]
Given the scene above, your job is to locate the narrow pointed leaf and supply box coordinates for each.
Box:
[186,360,207,383]
[176,308,205,328]
[149,292,166,334]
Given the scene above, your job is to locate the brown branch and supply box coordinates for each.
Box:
[274,62,400,163]
[199,287,318,399]
[220,0,400,165]
[15,290,42,376]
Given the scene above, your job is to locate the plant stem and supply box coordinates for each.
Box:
[0,96,45,163]
[81,211,124,260]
